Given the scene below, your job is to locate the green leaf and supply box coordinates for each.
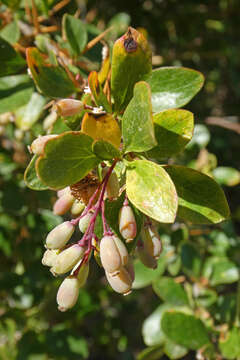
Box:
[164,340,188,359]
[36,132,101,189]
[180,243,202,278]
[213,167,240,187]
[219,327,240,359]
[137,346,163,360]
[161,311,210,350]
[126,160,178,223]
[88,71,112,113]
[24,155,48,191]
[133,256,166,289]
[0,18,20,45]
[50,117,71,134]
[164,165,230,224]
[204,257,239,286]
[148,109,194,159]
[0,74,33,114]
[122,81,157,153]
[0,37,26,76]
[92,140,121,160]
[26,47,76,98]
[111,27,152,112]
[153,277,189,306]
[194,286,217,308]
[142,304,172,346]
[186,124,210,149]
[15,92,46,130]
[63,14,87,55]
[144,67,204,113]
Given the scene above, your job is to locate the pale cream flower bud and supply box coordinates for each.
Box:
[55,99,84,117]
[57,186,70,198]
[102,168,120,200]
[43,111,58,131]
[79,211,94,233]
[30,135,58,155]
[42,249,59,267]
[53,192,75,215]
[141,226,162,259]
[100,235,122,275]
[137,246,157,269]
[112,236,129,266]
[119,205,137,242]
[45,221,75,249]
[52,245,85,275]
[105,267,132,295]
[57,276,80,312]
[71,200,85,216]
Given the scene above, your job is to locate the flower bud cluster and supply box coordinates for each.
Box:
[39,160,162,313]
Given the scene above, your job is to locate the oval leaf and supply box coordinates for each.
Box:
[126,160,178,223]
[122,81,157,153]
[81,112,121,150]
[161,311,210,350]
[152,276,189,306]
[63,14,87,55]
[36,132,100,190]
[144,67,204,113]
[111,27,152,112]
[0,37,26,76]
[148,109,194,158]
[26,47,76,98]
[219,327,240,359]
[24,154,48,191]
[213,167,240,187]
[164,165,230,224]
[92,140,121,160]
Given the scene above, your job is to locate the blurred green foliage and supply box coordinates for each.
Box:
[0,1,240,359]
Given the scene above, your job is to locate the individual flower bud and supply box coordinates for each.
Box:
[79,211,94,233]
[53,192,75,215]
[71,261,89,287]
[52,244,85,275]
[113,236,129,266]
[30,135,57,155]
[42,249,59,267]
[105,267,132,295]
[137,246,157,269]
[57,186,70,198]
[45,221,75,249]
[102,168,120,200]
[57,276,80,312]
[119,204,137,242]
[71,200,85,216]
[141,225,162,259]
[100,235,122,275]
[55,99,84,117]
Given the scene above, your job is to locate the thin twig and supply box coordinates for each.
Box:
[205,116,240,135]
[82,27,113,54]
[31,0,40,34]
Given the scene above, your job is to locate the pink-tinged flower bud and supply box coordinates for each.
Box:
[141,226,162,259]
[71,261,89,287]
[79,211,94,233]
[57,187,70,198]
[42,249,59,267]
[105,267,132,295]
[113,236,129,266]
[30,135,57,155]
[52,245,85,275]
[137,246,157,269]
[102,168,120,200]
[119,205,137,242]
[45,221,75,250]
[100,235,122,275]
[57,276,80,312]
[55,99,84,117]
[53,192,75,215]
[71,200,85,216]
